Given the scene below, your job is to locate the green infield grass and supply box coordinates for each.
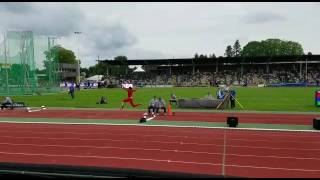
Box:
[10,87,320,112]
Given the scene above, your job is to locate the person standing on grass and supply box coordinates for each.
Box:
[169,93,177,106]
[69,83,75,99]
[230,89,236,109]
[121,87,142,110]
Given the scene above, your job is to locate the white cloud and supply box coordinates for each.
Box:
[244,12,286,24]
[0,2,84,36]
[0,2,319,67]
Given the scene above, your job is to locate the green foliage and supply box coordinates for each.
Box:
[194,53,199,59]
[88,62,108,77]
[242,39,304,57]
[45,45,77,64]
[85,55,130,77]
[241,41,264,57]
[224,45,234,57]
[233,39,242,57]
[210,53,216,58]
[113,56,129,75]
[114,56,128,63]
[194,53,214,59]
[224,40,241,57]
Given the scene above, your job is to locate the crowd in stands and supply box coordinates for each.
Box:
[64,64,319,88]
[98,68,320,87]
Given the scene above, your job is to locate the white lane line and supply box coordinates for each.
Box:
[0,130,213,141]
[0,135,220,147]
[226,164,320,172]
[0,151,220,166]
[227,153,320,161]
[2,122,318,139]
[0,120,319,133]
[228,144,320,151]
[0,151,319,173]
[2,134,320,152]
[0,124,226,138]
[0,127,318,139]
[1,142,320,161]
[226,138,320,145]
[1,129,319,146]
[0,125,224,137]
[0,142,220,155]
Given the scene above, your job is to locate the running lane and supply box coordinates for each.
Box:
[0,109,316,125]
[0,122,319,177]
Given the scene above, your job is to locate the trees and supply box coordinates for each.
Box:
[44,45,77,64]
[194,53,199,59]
[210,53,216,58]
[114,55,128,62]
[233,39,242,57]
[114,55,129,75]
[80,67,89,78]
[87,62,108,77]
[241,41,264,57]
[242,39,304,57]
[224,38,303,58]
[224,40,241,57]
[224,45,234,57]
[84,55,131,78]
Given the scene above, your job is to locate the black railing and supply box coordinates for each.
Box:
[0,162,239,178]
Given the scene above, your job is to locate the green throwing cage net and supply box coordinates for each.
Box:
[0,31,61,95]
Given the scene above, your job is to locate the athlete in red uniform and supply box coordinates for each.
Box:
[121,87,142,109]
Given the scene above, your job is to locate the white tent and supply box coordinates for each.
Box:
[133,66,145,73]
[86,75,103,81]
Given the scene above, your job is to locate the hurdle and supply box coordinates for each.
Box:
[26,105,46,113]
[139,112,157,123]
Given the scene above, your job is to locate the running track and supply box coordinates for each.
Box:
[0,109,317,125]
[0,122,320,178]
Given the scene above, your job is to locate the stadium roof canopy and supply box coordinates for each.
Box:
[98,55,320,66]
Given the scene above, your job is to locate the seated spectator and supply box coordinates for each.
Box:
[1,96,13,110]
[169,93,178,105]
[96,96,107,104]
[148,96,158,114]
[155,97,167,115]
[204,92,214,100]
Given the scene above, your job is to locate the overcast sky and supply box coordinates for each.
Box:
[0,2,319,67]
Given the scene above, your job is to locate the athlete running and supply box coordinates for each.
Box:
[121,86,142,110]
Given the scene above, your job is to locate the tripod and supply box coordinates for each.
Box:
[230,94,244,109]
[216,92,244,110]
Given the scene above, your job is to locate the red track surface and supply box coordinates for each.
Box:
[0,122,320,178]
[0,109,317,125]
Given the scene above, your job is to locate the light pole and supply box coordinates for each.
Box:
[74,31,81,84]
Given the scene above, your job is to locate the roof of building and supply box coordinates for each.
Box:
[98,55,320,66]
